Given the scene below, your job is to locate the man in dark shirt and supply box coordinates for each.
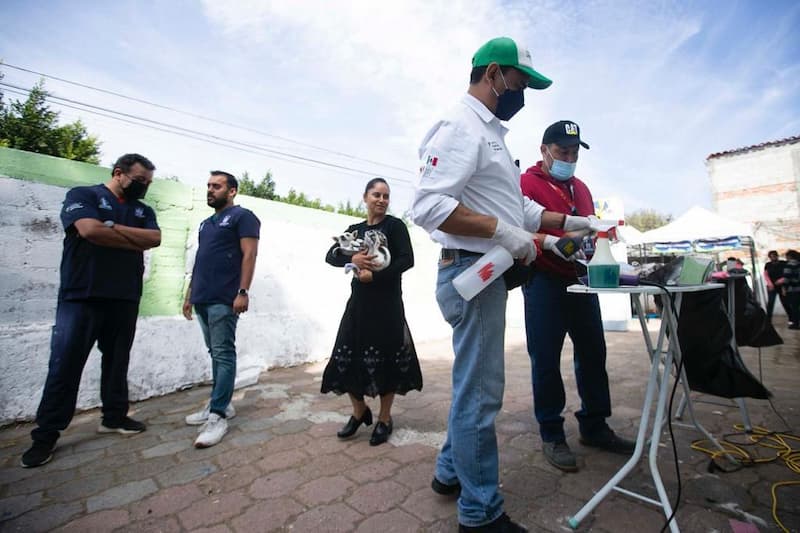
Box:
[780,249,800,329]
[21,153,161,468]
[764,250,787,321]
[183,171,260,448]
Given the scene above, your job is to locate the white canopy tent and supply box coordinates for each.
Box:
[639,206,754,245]
[638,206,764,302]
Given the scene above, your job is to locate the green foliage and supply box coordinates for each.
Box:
[236,169,367,217]
[336,200,368,218]
[0,78,102,163]
[238,170,278,200]
[626,208,673,232]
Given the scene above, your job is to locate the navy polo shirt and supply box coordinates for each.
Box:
[59,184,159,302]
[190,205,261,305]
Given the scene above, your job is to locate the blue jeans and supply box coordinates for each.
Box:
[32,299,139,445]
[434,254,507,527]
[522,271,611,442]
[195,303,238,417]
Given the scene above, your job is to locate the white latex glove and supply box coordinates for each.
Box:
[563,214,596,232]
[492,219,537,265]
[542,235,571,261]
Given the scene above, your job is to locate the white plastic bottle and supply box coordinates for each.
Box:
[452,245,514,301]
[587,231,619,288]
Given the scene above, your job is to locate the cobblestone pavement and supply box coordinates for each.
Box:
[1,323,798,532]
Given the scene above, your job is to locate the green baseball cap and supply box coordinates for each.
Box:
[472,37,552,90]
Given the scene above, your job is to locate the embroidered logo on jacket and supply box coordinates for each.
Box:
[65,202,84,212]
[98,197,113,210]
[134,207,145,218]
[219,215,232,227]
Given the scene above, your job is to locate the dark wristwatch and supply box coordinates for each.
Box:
[237,289,248,296]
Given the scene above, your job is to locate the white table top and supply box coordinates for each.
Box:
[567,283,724,295]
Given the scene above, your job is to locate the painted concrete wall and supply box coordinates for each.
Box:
[0,148,468,424]
[1,146,632,423]
[706,141,800,257]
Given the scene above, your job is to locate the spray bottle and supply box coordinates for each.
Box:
[587,231,620,288]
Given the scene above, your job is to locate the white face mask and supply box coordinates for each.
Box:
[546,148,576,181]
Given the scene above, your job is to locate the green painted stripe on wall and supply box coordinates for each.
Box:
[0,147,193,317]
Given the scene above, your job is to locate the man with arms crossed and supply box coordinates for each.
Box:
[22,153,161,468]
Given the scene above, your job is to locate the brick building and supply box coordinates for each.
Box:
[706,136,800,258]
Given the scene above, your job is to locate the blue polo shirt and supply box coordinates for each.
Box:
[190,205,261,305]
[59,184,159,302]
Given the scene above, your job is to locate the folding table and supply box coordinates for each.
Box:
[566,283,728,533]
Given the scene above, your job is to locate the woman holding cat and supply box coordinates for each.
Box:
[321,177,422,445]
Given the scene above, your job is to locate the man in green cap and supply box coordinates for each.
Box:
[411,37,599,532]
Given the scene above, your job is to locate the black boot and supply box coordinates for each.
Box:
[337,407,373,439]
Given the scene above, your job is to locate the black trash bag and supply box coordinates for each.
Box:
[729,277,783,347]
[675,289,771,399]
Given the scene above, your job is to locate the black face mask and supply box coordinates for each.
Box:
[494,89,525,121]
[122,180,148,201]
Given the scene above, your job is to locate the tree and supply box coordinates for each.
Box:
[337,200,367,218]
[626,209,673,232]
[0,78,102,163]
[237,170,277,200]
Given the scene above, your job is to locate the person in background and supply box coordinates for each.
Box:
[183,171,260,448]
[764,250,788,321]
[411,37,599,532]
[779,249,800,329]
[519,121,634,472]
[22,153,161,468]
[321,178,422,446]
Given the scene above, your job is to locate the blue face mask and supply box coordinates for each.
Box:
[547,149,576,181]
[492,71,525,121]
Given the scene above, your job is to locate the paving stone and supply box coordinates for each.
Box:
[4,467,76,497]
[77,452,134,477]
[105,434,163,455]
[346,480,410,515]
[384,443,437,464]
[86,478,159,513]
[213,443,268,469]
[155,461,217,487]
[0,502,82,533]
[190,525,233,533]
[173,440,232,463]
[236,417,280,432]
[197,464,263,495]
[355,508,421,533]
[115,515,181,532]
[0,491,42,522]
[111,455,177,483]
[129,484,205,520]
[177,490,250,530]
[345,457,401,484]
[46,472,115,503]
[260,432,310,453]
[224,429,272,448]
[142,440,192,459]
[269,418,312,435]
[230,497,304,532]
[393,461,436,491]
[157,425,202,442]
[401,487,458,522]
[254,448,308,474]
[249,469,305,500]
[287,502,363,532]
[297,451,357,479]
[294,474,354,506]
[52,508,129,532]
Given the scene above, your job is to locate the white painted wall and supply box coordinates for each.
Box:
[0,176,630,423]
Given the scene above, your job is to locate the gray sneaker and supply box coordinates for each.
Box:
[543,440,578,472]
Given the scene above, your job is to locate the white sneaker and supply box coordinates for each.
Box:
[194,413,228,448]
[185,402,235,425]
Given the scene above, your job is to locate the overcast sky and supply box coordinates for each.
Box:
[1,0,798,219]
